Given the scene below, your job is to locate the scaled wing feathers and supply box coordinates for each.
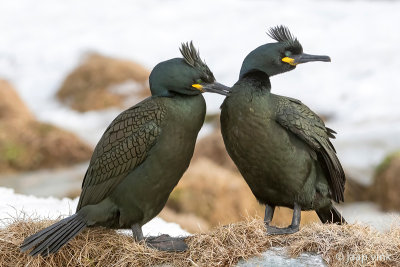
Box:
[77,99,165,210]
[275,97,345,203]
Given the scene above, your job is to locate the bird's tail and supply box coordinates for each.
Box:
[316,205,346,224]
[20,213,86,257]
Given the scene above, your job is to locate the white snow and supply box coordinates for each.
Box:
[237,247,327,267]
[0,1,399,181]
[0,187,188,237]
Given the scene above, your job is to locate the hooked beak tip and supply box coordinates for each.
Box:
[293,53,331,64]
[202,82,231,96]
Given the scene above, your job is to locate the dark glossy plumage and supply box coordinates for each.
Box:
[221,26,345,234]
[20,42,229,256]
[77,100,164,210]
[275,96,345,203]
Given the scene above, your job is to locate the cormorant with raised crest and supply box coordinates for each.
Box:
[220,26,346,235]
[20,42,230,256]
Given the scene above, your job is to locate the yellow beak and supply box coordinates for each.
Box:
[282,57,297,66]
[192,84,204,92]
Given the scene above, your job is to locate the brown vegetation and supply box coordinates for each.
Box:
[56,53,150,112]
[1,218,399,267]
[0,80,92,173]
[0,80,34,122]
[372,151,400,211]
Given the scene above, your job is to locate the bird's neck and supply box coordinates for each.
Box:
[238,71,271,93]
[150,86,175,97]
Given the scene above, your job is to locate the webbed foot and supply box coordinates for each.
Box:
[266,224,299,235]
[264,202,301,235]
[146,234,188,252]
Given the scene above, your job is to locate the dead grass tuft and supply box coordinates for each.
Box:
[1,217,399,267]
[372,151,400,211]
[56,53,150,112]
[0,80,92,173]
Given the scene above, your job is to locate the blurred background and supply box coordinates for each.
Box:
[1,0,400,233]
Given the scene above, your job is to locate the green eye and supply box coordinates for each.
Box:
[196,79,203,84]
[284,51,292,57]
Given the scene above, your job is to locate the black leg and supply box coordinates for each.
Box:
[266,202,301,235]
[131,224,144,242]
[264,204,275,225]
[291,202,301,229]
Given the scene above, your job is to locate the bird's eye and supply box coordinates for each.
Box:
[284,51,292,57]
[196,79,203,84]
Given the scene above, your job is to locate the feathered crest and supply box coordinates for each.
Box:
[180,41,202,67]
[267,25,300,47]
[180,41,214,82]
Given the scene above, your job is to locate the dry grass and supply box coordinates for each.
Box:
[1,217,399,267]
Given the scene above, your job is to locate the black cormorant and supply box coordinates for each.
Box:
[220,26,345,235]
[20,42,230,256]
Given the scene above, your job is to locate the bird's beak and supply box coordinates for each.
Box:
[282,53,331,66]
[192,82,231,96]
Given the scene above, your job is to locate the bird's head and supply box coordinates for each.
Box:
[239,25,331,79]
[149,42,230,97]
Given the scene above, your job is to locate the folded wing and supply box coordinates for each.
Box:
[77,99,165,210]
[275,96,345,203]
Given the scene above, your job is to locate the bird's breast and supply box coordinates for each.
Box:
[150,94,206,174]
[162,94,206,137]
[221,92,312,200]
[119,95,206,223]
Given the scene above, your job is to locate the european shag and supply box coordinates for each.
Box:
[220,26,346,235]
[20,42,230,256]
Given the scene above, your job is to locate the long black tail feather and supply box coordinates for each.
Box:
[20,213,86,257]
[316,205,346,224]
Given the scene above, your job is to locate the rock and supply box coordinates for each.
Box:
[237,247,327,267]
[371,151,400,211]
[192,123,238,172]
[0,80,92,173]
[166,158,319,230]
[56,53,150,112]
[344,178,371,203]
